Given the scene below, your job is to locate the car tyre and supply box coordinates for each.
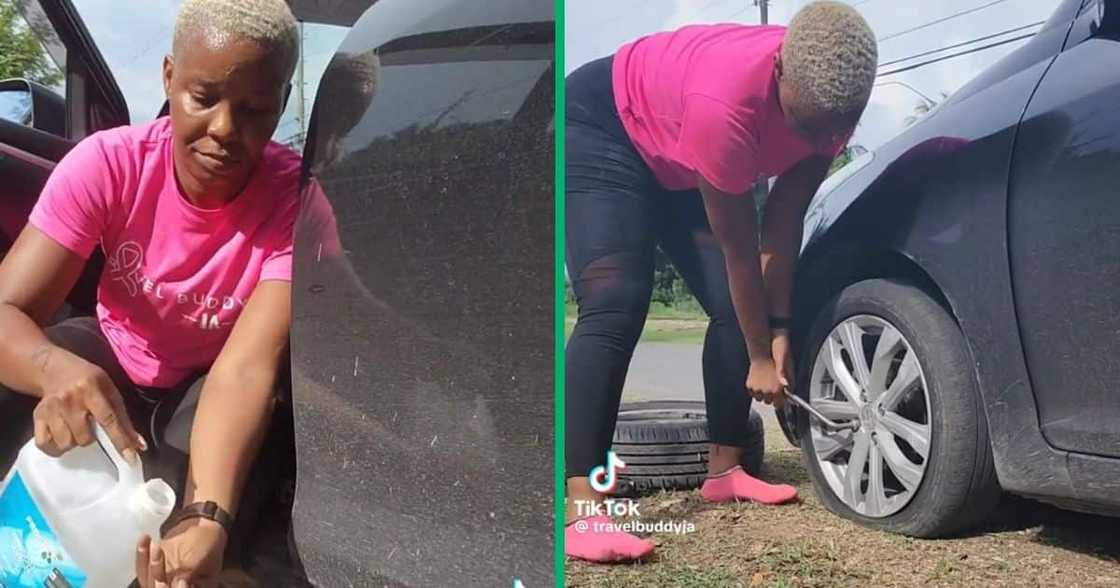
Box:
[797,278,1000,537]
[610,400,764,495]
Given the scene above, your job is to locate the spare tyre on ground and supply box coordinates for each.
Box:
[609,400,765,496]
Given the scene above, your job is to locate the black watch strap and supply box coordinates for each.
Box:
[160,501,234,538]
[769,315,794,331]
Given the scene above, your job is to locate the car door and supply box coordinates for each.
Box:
[289,0,555,585]
[1008,0,1120,458]
[0,0,128,313]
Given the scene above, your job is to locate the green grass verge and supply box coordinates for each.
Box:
[564,303,708,345]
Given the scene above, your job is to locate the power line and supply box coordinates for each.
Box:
[697,0,738,19]
[878,20,1044,69]
[874,80,937,105]
[877,0,1012,43]
[877,31,1035,77]
[725,7,750,20]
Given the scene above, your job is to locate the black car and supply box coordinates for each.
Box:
[776,0,1120,538]
[0,0,554,585]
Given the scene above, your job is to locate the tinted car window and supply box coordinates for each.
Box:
[2,2,65,96]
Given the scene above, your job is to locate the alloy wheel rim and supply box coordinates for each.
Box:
[808,315,932,518]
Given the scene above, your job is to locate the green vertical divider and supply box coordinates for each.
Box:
[553,0,567,585]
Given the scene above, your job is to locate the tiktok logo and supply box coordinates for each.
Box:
[588,450,627,493]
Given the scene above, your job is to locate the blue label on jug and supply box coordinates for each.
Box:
[0,472,87,588]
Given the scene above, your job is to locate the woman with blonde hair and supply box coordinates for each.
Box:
[0,0,309,583]
[564,1,877,562]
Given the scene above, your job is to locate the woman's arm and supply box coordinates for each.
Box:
[0,226,88,394]
[182,279,291,516]
[0,226,140,457]
[697,175,773,363]
[760,155,832,389]
[760,155,831,320]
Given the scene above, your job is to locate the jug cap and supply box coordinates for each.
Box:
[131,478,176,524]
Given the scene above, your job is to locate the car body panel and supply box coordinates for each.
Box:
[1008,1,1120,458]
[786,0,1107,508]
[288,0,554,585]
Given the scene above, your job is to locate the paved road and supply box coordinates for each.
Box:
[621,342,704,403]
[622,342,789,449]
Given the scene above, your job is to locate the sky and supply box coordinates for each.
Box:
[17,0,1062,152]
[565,0,1061,150]
[65,0,351,143]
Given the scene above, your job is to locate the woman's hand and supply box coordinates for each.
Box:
[771,331,795,393]
[136,520,227,588]
[745,357,786,408]
[33,350,142,461]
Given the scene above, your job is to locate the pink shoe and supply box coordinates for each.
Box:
[700,465,798,505]
[564,515,655,563]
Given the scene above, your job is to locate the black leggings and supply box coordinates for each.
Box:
[565,56,754,478]
[0,315,293,564]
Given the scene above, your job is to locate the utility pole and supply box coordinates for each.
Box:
[754,0,770,211]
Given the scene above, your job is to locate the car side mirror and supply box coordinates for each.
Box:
[0,82,33,127]
[1090,0,1119,37]
[0,78,65,137]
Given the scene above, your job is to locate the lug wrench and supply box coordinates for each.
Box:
[782,388,860,432]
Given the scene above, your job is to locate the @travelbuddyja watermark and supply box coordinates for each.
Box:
[571,499,696,535]
[574,450,696,535]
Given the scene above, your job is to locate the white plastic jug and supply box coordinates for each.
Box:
[0,423,176,587]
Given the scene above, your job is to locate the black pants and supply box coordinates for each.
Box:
[565,56,754,478]
[0,315,290,566]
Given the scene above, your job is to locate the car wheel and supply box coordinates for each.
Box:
[609,400,764,495]
[796,278,999,537]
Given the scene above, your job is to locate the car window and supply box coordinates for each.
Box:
[70,0,349,148]
[70,0,176,122]
[0,0,66,126]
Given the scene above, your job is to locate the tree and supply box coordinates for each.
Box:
[827,146,855,176]
[0,0,62,86]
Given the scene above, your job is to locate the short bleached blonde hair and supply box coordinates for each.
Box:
[313,51,381,172]
[173,0,300,78]
[781,1,878,119]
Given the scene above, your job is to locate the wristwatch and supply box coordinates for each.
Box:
[160,501,234,538]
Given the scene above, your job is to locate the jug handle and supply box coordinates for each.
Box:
[92,420,145,487]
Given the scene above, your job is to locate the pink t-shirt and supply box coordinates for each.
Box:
[29,117,301,388]
[613,24,844,194]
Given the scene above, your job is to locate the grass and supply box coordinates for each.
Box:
[566,411,1120,587]
[592,564,741,588]
[564,302,709,345]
